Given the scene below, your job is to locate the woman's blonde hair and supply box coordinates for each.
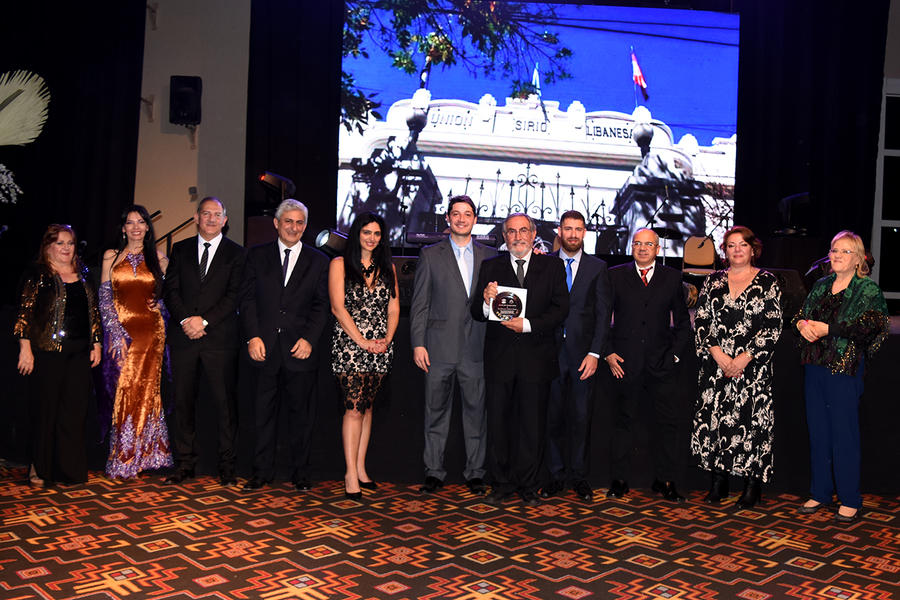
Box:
[831,230,870,277]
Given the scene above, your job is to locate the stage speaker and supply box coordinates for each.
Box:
[392,256,418,308]
[169,75,202,126]
[764,267,807,323]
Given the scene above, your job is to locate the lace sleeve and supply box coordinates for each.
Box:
[99,280,130,356]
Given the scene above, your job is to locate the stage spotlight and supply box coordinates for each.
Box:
[316,229,348,258]
[258,171,296,201]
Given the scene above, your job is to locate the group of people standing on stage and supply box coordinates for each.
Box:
[14,194,890,523]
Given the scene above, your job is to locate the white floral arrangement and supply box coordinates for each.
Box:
[0,69,51,203]
[0,164,23,204]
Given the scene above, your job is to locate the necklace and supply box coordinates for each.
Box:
[360,262,376,277]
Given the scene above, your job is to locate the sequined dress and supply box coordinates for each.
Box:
[100,253,173,478]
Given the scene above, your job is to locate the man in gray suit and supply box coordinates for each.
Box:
[411,195,496,495]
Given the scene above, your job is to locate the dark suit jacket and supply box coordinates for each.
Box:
[605,260,692,379]
[471,252,569,383]
[410,239,496,364]
[557,252,611,361]
[239,242,330,372]
[164,235,247,350]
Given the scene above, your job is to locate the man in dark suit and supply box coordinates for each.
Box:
[472,213,569,506]
[540,210,610,502]
[604,227,692,502]
[411,195,496,496]
[239,199,330,492]
[163,197,246,487]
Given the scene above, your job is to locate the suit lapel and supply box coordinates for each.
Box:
[568,255,588,297]
[439,240,469,299]
[284,245,311,290]
[203,237,227,281]
[472,243,489,301]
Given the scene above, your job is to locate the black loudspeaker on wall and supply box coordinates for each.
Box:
[169,75,202,126]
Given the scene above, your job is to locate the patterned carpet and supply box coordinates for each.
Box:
[1,466,899,600]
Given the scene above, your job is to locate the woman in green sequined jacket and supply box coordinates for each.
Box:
[14,224,102,486]
[793,231,889,523]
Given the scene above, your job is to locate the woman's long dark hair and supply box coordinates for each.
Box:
[342,212,395,297]
[115,204,164,299]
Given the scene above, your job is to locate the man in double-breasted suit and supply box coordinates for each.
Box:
[410,195,496,496]
[472,213,569,506]
[239,199,330,492]
[163,197,246,487]
[604,227,692,502]
[540,210,610,502]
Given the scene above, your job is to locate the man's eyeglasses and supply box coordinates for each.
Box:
[505,227,532,237]
[631,241,657,247]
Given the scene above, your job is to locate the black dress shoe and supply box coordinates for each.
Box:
[539,479,565,498]
[164,468,195,485]
[420,476,444,494]
[219,474,238,488]
[606,479,629,499]
[835,507,861,523]
[293,479,313,491]
[572,480,593,502]
[243,476,268,491]
[704,470,729,504]
[520,490,540,507]
[735,477,761,509]
[484,490,515,506]
[652,479,686,503]
[359,480,377,490]
[465,478,487,495]
[798,500,832,515]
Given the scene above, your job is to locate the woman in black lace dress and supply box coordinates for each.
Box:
[691,226,782,509]
[329,213,399,499]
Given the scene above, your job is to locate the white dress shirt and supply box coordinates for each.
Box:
[277,238,302,286]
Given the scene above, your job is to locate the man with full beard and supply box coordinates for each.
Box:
[540,210,610,502]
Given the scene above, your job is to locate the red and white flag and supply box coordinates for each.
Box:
[631,48,649,101]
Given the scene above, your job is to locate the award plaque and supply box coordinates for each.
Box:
[489,286,528,321]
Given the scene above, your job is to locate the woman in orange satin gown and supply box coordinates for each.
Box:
[99,205,172,479]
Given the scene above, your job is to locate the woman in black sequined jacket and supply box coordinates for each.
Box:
[14,224,102,486]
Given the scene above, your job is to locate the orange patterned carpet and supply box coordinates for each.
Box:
[1,466,899,599]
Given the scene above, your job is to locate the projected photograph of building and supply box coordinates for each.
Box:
[337,2,739,256]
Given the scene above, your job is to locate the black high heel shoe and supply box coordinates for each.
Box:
[344,478,363,500]
[704,470,729,504]
[735,476,761,509]
[359,480,377,490]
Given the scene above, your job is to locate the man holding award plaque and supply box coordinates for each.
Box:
[472,213,569,507]
[411,195,496,496]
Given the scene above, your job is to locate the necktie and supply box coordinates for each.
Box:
[515,259,526,287]
[199,242,211,282]
[640,267,651,286]
[565,257,574,291]
[457,247,470,297]
[282,248,291,286]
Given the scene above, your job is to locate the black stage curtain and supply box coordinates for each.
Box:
[0,1,146,303]
[245,0,343,243]
[733,0,891,255]
[0,1,145,462]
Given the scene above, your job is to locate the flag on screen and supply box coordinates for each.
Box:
[631,47,648,101]
[532,62,541,96]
